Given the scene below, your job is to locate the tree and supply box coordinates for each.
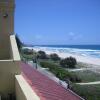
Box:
[60,56,77,68]
[15,34,23,51]
[50,53,60,61]
[37,51,47,59]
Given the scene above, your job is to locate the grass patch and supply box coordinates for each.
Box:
[72,84,100,100]
[72,70,100,82]
[39,59,60,65]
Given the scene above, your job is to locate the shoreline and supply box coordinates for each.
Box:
[32,47,100,66]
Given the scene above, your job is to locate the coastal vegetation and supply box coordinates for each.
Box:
[60,57,77,68]
[37,50,48,59]
[49,53,61,61]
[22,48,33,55]
[72,70,100,82]
[39,61,81,83]
[21,48,34,60]
[72,84,100,100]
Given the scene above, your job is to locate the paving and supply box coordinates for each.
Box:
[76,81,100,85]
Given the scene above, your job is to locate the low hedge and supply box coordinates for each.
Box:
[39,61,81,82]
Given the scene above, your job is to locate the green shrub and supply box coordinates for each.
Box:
[37,51,48,59]
[50,53,61,61]
[22,48,33,55]
[60,56,77,68]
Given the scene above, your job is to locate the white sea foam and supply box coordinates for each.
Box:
[32,46,100,58]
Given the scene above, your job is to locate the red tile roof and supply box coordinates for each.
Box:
[20,62,82,100]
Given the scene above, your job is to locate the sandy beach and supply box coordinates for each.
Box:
[33,47,100,66]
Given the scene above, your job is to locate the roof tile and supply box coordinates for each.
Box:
[20,62,82,100]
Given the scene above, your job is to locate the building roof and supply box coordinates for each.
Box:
[20,62,82,100]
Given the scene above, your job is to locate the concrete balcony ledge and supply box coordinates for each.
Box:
[15,75,40,100]
[10,35,21,61]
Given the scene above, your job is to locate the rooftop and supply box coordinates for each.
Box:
[20,62,82,100]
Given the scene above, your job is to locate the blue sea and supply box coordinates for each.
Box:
[33,45,100,58]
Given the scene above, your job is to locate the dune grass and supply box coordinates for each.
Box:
[72,70,100,82]
[72,84,100,100]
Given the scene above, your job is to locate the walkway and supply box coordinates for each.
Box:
[76,81,100,85]
[68,67,100,74]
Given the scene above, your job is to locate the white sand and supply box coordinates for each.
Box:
[33,47,100,66]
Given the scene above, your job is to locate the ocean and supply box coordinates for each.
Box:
[34,45,100,50]
[31,45,100,59]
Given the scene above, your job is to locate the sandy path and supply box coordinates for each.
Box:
[76,81,100,85]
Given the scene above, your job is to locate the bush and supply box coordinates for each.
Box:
[40,61,81,82]
[22,48,33,55]
[60,56,77,68]
[50,53,61,61]
[37,51,47,59]
[69,73,81,82]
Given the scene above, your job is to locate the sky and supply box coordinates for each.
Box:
[15,0,100,45]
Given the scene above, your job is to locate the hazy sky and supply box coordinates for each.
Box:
[15,0,100,45]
